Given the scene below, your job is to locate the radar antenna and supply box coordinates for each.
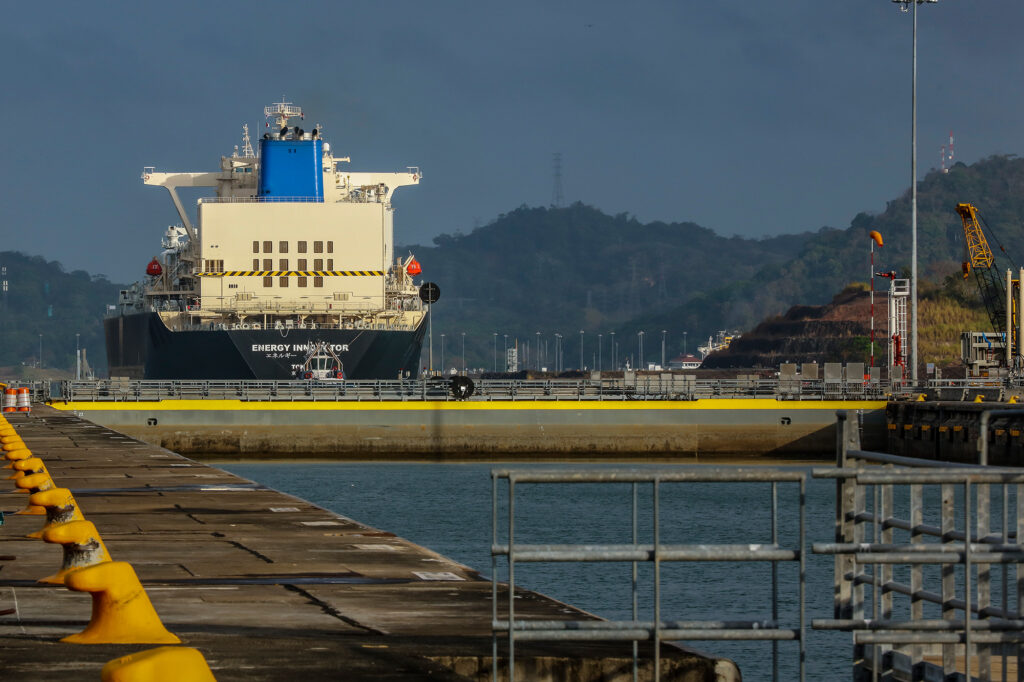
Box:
[241,124,255,158]
[264,99,304,130]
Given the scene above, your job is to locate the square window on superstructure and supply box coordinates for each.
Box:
[263,241,273,253]
[327,259,333,270]
[263,258,272,270]
[253,241,260,253]
[298,258,308,270]
[279,241,289,253]
[314,258,323,270]
[279,276,289,287]
[298,241,307,253]
[314,241,323,253]
[327,241,333,253]
[279,259,288,270]
[298,277,307,287]
[314,276,323,288]
[263,276,273,287]
[253,259,259,270]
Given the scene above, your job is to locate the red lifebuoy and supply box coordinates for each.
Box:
[304,371,313,380]
[335,371,344,379]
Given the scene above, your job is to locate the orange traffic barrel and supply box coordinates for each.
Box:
[2,389,15,413]
[16,388,30,413]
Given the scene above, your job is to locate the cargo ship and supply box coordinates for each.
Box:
[105,101,428,380]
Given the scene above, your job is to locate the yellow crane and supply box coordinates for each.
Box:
[956,202,1018,367]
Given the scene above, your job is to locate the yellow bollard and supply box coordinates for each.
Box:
[1010,396,1019,404]
[101,646,216,682]
[39,520,112,584]
[61,562,180,644]
[916,393,926,402]
[15,471,54,494]
[974,395,985,403]
[3,447,32,470]
[10,457,48,480]
[26,488,86,539]
[13,472,53,512]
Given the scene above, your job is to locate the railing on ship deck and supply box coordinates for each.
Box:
[51,377,897,403]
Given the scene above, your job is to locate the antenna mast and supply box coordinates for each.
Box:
[552,152,563,208]
[241,124,255,158]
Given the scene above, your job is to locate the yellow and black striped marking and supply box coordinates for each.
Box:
[195,271,385,277]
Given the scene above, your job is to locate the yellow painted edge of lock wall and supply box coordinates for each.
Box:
[51,399,888,413]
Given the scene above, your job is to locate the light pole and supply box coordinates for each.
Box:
[598,333,603,372]
[441,334,445,375]
[39,334,43,369]
[869,231,884,368]
[492,333,497,372]
[555,333,562,372]
[661,330,666,368]
[503,334,508,372]
[461,332,466,375]
[76,333,81,380]
[894,0,937,384]
[579,330,584,370]
[610,331,616,370]
[637,331,644,370]
[684,331,688,356]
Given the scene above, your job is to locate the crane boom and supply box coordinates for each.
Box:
[956,202,1016,364]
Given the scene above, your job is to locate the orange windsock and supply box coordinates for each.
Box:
[869,230,883,247]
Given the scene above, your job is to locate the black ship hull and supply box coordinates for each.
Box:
[104,312,426,380]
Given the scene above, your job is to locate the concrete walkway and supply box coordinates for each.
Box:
[0,407,727,681]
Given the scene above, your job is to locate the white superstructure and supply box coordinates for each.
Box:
[130,101,425,333]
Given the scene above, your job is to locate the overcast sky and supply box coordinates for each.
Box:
[1,2,1020,281]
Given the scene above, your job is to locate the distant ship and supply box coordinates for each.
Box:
[105,101,428,380]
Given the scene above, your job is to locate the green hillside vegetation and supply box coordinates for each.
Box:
[630,156,1024,369]
[405,203,815,370]
[919,272,995,370]
[403,154,1024,371]
[3,154,1020,377]
[0,252,122,377]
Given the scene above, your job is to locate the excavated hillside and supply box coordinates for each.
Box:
[701,287,883,369]
[701,280,991,371]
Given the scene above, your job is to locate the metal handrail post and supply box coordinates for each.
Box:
[799,475,806,682]
[771,481,779,681]
[491,472,498,682]
[632,481,639,682]
[941,482,956,676]
[508,476,515,680]
[653,477,661,682]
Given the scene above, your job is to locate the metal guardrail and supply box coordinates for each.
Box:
[814,410,1024,681]
[50,377,896,403]
[490,468,807,682]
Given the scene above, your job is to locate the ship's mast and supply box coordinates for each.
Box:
[265,99,303,132]
[241,124,255,158]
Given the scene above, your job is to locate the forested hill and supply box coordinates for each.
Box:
[402,204,815,368]
[627,155,1024,357]
[4,154,1022,376]
[405,155,1024,369]
[0,252,122,376]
